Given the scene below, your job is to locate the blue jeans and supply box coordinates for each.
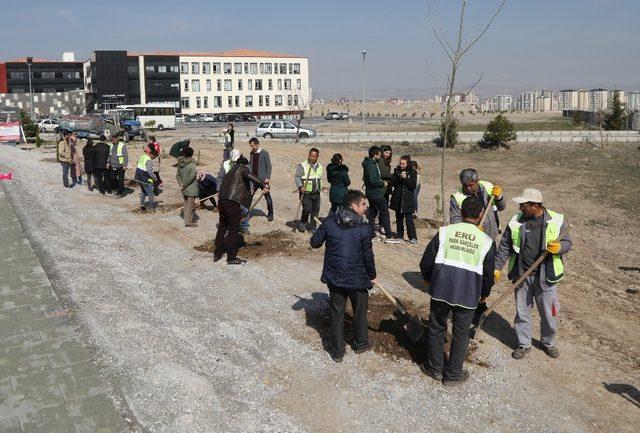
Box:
[140,182,155,207]
[241,206,249,229]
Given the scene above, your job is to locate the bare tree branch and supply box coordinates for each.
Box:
[459,0,507,58]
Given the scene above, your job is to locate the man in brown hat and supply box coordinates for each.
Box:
[494,188,572,360]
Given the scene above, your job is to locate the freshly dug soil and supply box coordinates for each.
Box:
[414,217,444,230]
[131,202,183,214]
[194,230,309,259]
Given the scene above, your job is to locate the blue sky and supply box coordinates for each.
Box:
[2,0,638,97]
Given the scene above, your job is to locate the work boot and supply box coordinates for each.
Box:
[419,364,443,381]
[330,352,344,363]
[353,341,374,354]
[298,222,307,233]
[227,258,247,265]
[213,253,223,262]
[267,215,274,222]
[543,345,559,358]
[512,345,532,360]
[443,369,470,387]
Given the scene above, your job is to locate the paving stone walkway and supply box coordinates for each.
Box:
[0,187,128,433]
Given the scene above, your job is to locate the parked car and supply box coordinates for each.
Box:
[175,113,186,123]
[340,112,350,120]
[38,118,59,133]
[241,113,256,122]
[203,114,217,122]
[324,112,341,120]
[256,120,316,139]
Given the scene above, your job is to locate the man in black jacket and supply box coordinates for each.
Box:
[92,136,111,195]
[420,197,495,386]
[310,190,378,363]
[248,137,274,221]
[214,156,268,265]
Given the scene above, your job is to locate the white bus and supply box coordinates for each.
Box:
[116,104,176,130]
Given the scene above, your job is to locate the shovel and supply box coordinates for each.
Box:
[478,195,495,229]
[472,225,569,340]
[243,191,264,222]
[293,164,313,232]
[375,283,425,342]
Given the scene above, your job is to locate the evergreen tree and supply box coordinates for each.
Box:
[482,114,517,147]
[604,91,625,131]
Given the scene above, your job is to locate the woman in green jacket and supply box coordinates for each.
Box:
[326,153,351,214]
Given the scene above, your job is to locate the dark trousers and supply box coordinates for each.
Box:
[214,200,242,261]
[252,182,274,218]
[367,194,392,237]
[86,171,95,190]
[395,210,417,240]
[112,167,125,195]
[199,186,217,208]
[153,171,162,195]
[329,287,369,357]
[301,191,320,227]
[426,300,475,380]
[94,168,108,194]
[60,162,72,187]
[414,184,421,214]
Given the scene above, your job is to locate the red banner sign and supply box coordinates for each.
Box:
[0,122,21,142]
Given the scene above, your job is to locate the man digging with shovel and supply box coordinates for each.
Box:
[420,197,496,386]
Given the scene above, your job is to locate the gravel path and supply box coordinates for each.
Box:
[0,144,629,433]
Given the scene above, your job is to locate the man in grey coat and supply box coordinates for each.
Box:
[494,188,572,360]
[248,137,274,221]
[450,168,505,241]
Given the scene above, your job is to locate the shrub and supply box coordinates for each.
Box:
[482,114,517,148]
[438,117,458,148]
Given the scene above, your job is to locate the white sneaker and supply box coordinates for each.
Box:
[384,237,402,244]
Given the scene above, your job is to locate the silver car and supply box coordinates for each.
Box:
[256,120,316,139]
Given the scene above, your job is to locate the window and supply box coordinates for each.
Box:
[265,95,270,106]
[196,97,201,108]
[294,95,299,106]
[214,96,222,108]
[191,80,200,92]
[191,63,200,74]
[272,122,282,128]
[253,79,262,91]
[244,63,249,74]
[62,71,81,79]
[41,72,55,79]
[224,63,232,74]
[203,96,209,109]
[206,79,211,91]
[170,65,179,73]
[203,63,211,74]
[265,63,272,74]
[180,62,189,73]
[274,63,278,74]
[217,79,222,91]
[10,72,26,79]
[268,79,273,91]
[234,63,242,74]
[284,79,291,90]
[287,95,293,106]
[259,121,270,128]
[250,63,258,74]
[181,97,190,108]
[213,63,220,74]
[277,79,282,90]
[235,96,240,107]
[183,80,189,92]
[296,79,302,90]
[293,63,301,74]
[284,122,295,129]
[259,95,263,107]
[245,96,253,107]
[275,95,283,106]
[289,63,293,74]
[259,63,264,74]
[145,65,155,73]
[227,96,233,107]
[279,63,287,74]
[248,79,253,91]
[158,65,167,73]
[224,79,232,91]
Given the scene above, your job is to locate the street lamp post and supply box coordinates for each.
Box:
[26,57,34,119]
[361,50,367,133]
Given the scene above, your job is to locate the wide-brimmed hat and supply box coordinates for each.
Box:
[513,188,543,204]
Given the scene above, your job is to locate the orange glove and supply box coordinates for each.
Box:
[547,241,561,254]
[493,270,501,283]
[478,225,485,232]
[492,185,503,198]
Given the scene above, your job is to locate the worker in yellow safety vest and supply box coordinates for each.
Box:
[294,148,323,233]
[108,135,128,197]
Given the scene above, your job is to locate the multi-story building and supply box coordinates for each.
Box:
[588,88,609,112]
[627,91,640,110]
[0,55,84,95]
[515,89,554,112]
[577,89,589,110]
[559,89,579,110]
[83,49,309,117]
[496,94,513,111]
[608,90,625,107]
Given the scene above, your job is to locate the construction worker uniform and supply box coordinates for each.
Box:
[295,160,323,231]
[134,154,156,208]
[109,141,128,196]
[420,221,495,380]
[450,180,505,241]
[494,209,572,350]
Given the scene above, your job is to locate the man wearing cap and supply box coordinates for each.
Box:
[494,188,572,359]
[450,168,505,241]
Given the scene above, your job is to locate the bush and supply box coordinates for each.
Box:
[19,109,38,139]
[572,111,583,127]
[438,117,458,148]
[144,120,156,128]
[482,114,517,148]
[399,140,410,146]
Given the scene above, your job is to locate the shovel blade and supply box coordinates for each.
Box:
[404,315,425,343]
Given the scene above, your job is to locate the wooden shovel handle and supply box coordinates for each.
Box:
[243,191,264,222]
[478,195,495,228]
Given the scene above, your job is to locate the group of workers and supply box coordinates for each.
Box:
[56,130,572,386]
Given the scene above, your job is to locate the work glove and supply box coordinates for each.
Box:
[493,270,501,283]
[478,225,485,232]
[492,185,503,198]
[546,241,561,254]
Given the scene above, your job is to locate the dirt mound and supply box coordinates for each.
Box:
[194,230,309,259]
[131,202,182,214]
[414,217,444,230]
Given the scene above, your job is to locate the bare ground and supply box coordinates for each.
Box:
[1,134,639,433]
